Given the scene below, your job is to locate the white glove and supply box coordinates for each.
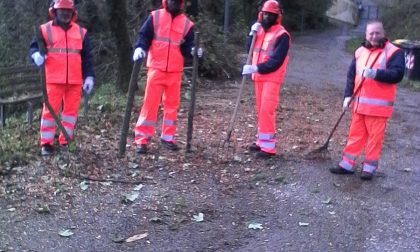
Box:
[249,22,261,35]
[83,76,94,94]
[31,52,45,66]
[362,68,377,79]
[242,65,258,75]
[191,47,203,58]
[133,47,146,61]
[343,97,351,110]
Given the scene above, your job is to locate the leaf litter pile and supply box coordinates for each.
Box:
[0,80,349,248]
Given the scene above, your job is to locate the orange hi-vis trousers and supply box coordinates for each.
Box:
[134,68,182,145]
[339,112,388,174]
[40,83,81,146]
[254,80,282,154]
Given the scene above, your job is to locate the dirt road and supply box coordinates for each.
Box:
[1,22,419,252]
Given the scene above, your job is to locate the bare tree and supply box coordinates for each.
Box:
[105,0,132,92]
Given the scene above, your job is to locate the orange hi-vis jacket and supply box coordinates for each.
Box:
[147,9,193,73]
[252,24,290,83]
[353,41,400,118]
[40,21,86,85]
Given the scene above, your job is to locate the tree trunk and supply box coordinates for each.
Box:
[106,0,132,92]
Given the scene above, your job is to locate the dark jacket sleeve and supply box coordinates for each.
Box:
[29,36,41,58]
[245,33,290,74]
[81,34,95,79]
[375,49,405,84]
[134,15,154,51]
[180,26,195,58]
[344,58,356,98]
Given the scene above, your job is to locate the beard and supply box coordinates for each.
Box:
[261,18,276,30]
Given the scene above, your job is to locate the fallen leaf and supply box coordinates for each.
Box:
[125,233,148,243]
[58,229,74,237]
[321,198,332,205]
[111,235,125,243]
[192,213,204,222]
[128,162,140,169]
[79,181,89,191]
[124,191,140,203]
[133,184,144,191]
[100,181,112,186]
[149,217,162,223]
[248,223,263,230]
[299,222,309,227]
[35,205,50,214]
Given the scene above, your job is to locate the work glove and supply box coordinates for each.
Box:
[31,52,45,66]
[249,22,261,35]
[191,47,203,58]
[133,47,146,62]
[242,65,258,75]
[342,97,351,111]
[83,76,94,95]
[362,68,377,79]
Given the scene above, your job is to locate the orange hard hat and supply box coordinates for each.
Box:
[53,0,75,9]
[261,0,281,15]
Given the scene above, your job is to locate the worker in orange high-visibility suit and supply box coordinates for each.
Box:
[132,0,202,154]
[29,0,95,156]
[330,21,404,180]
[242,0,290,159]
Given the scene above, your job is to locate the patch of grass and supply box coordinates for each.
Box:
[399,78,420,90]
[345,36,363,54]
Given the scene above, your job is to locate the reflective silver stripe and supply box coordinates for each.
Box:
[45,23,54,46]
[358,97,394,107]
[362,163,376,173]
[259,142,275,149]
[182,19,190,37]
[339,160,354,171]
[379,43,393,70]
[154,10,160,34]
[161,134,174,141]
[64,126,74,136]
[365,159,379,166]
[344,153,357,161]
[62,115,77,124]
[41,118,56,128]
[135,131,151,139]
[47,48,81,54]
[41,131,55,140]
[79,26,85,41]
[153,36,182,46]
[139,120,157,127]
[258,133,275,140]
[163,119,176,126]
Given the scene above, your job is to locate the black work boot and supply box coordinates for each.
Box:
[329,166,355,175]
[248,143,261,152]
[41,144,54,156]
[256,150,275,159]
[161,140,179,151]
[136,144,148,154]
[360,171,374,180]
